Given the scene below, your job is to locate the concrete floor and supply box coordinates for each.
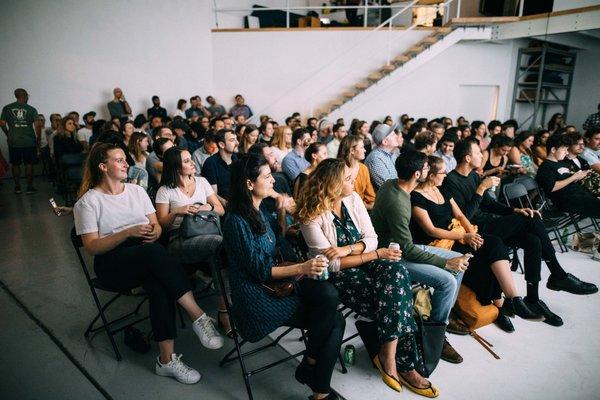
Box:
[1,178,599,400]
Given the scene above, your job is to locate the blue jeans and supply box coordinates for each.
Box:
[402,245,464,324]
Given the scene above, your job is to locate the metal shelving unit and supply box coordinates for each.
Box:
[510,43,577,130]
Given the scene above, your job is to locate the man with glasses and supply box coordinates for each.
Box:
[0,88,39,194]
[372,151,471,364]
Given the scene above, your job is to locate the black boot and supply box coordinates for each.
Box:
[502,297,544,321]
[524,298,563,327]
[495,311,515,333]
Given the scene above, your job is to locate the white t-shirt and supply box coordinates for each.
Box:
[74,183,155,237]
[155,176,214,230]
[76,127,93,143]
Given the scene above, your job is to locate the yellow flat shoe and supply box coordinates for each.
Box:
[372,355,402,392]
[397,374,440,398]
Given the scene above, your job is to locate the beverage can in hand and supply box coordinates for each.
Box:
[388,242,400,251]
[315,254,329,280]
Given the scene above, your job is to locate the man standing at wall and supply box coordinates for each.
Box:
[0,88,39,194]
[107,87,132,121]
[147,95,167,119]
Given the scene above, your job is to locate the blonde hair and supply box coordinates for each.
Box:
[295,158,346,224]
[271,126,292,150]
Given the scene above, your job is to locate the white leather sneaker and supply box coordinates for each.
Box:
[155,354,201,384]
[193,313,224,350]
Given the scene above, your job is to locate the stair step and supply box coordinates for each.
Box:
[407,45,424,54]
[368,72,383,81]
[380,64,396,73]
[392,55,411,64]
[343,91,357,99]
[331,99,344,107]
[421,36,439,44]
[355,81,370,90]
[436,27,452,33]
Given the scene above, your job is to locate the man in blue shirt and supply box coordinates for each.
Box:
[201,129,238,206]
[364,123,403,190]
[282,128,311,182]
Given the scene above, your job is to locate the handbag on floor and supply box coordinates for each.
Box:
[453,285,499,330]
[571,232,600,254]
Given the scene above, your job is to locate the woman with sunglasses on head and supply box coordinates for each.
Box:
[297,158,438,398]
[74,143,223,385]
[223,153,344,400]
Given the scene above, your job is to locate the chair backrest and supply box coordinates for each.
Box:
[514,175,538,192]
[502,182,528,208]
[71,226,94,283]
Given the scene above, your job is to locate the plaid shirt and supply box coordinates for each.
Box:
[583,112,600,131]
[364,147,398,190]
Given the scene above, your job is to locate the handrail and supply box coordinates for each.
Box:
[245,0,420,122]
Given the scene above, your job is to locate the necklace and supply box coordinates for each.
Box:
[420,186,444,204]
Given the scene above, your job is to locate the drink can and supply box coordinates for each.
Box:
[315,254,329,280]
[388,242,400,251]
[343,345,355,365]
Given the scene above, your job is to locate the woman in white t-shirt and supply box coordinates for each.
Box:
[73,143,223,385]
[155,146,230,335]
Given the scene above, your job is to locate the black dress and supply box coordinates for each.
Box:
[410,190,510,304]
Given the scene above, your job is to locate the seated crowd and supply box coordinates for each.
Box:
[5,87,600,400]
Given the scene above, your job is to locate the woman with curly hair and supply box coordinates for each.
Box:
[296,158,439,398]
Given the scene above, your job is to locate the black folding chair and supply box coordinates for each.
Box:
[71,227,150,361]
[215,264,308,400]
[503,182,568,254]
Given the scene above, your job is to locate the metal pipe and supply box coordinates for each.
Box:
[286,0,290,29]
[214,4,431,13]
[519,0,525,17]
[364,3,368,27]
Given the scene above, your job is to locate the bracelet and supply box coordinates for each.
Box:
[375,249,380,259]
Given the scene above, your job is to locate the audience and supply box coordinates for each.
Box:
[259,120,275,145]
[147,96,167,119]
[147,137,174,185]
[201,128,238,206]
[128,131,150,169]
[371,151,469,364]
[364,123,402,190]
[433,132,457,172]
[293,142,328,200]
[223,154,344,400]
[53,116,83,162]
[192,131,218,172]
[582,103,600,131]
[547,113,565,133]
[77,112,96,152]
[282,128,311,182]
[297,158,439,398]
[74,143,221,385]
[414,131,438,155]
[411,155,543,332]
[536,134,600,219]
[337,135,376,210]
[229,94,253,119]
[206,96,226,119]
[442,138,597,327]
[508,131,537,176]
[238,123,259,154]
[326,123,348,159]
[533,129,550,166]
[480,135,511,178]
[172,99,187,119]
[107,87,132,121]
[582,129,600,173]
[270,125,293,167]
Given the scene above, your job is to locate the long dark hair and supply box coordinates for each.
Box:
[159,146,187,188]
[228,153,269,234]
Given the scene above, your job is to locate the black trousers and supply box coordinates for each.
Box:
[94,241,192,342]
[474,213,565,283]
[286,279,345,394]
[559,196,600,219]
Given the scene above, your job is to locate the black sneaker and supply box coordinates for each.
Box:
[25,186,37,195]
[495,312,515,332]
[501,297,544,321]
[547,273,598,295]
[14,186,22,194]
[124,326,151,354]
[524,299,563,327]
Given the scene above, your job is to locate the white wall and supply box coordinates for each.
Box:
[553,0,600,12]
[212,29,430,121]
[327,40,520,123]
[568,41,600,129]
[0,0,213,155]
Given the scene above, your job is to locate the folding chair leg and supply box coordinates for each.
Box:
[85,293,120,338]
[87,288,122,361]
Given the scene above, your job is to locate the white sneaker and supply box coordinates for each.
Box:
[155,354,201,384]
[193,313,224,350]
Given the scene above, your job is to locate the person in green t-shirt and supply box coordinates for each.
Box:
[0,88,39,194]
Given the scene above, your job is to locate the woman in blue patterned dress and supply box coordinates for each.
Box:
[296,159,439,398]
[222,153,345,400]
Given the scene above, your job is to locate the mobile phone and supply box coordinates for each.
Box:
[49,198,61,216]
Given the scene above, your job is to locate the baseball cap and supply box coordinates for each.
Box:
[372,123,398,145]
